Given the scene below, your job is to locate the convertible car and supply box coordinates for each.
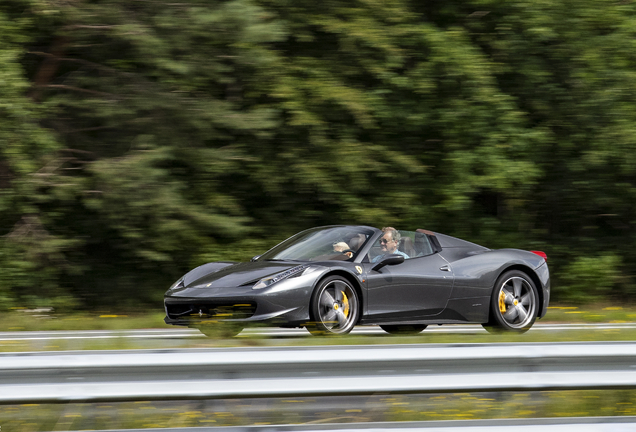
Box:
[164,225,550,336]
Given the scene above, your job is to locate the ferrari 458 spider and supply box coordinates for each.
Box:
[164,225,550,336]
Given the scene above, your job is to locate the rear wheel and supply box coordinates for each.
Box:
[308,276,359,336]
[483,270,538,333]
[380,324,427,335]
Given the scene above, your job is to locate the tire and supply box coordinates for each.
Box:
[198,323,244,338]
[380,324,427,335]
[308,275,359,336]
[483,270,539,333]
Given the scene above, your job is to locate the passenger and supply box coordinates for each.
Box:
[372,227,409,263]
[333,241,353,258]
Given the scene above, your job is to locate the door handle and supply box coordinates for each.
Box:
[439,265,450,272]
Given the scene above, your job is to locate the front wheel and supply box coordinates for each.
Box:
[484,270,538,333]
[198,323,244,338]
[380,324,427,335]
[308,276,359,336]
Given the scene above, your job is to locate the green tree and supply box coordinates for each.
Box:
[3,0,636,309]
[0,2,77,310]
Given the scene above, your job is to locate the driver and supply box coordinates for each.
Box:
[372,227,409,263]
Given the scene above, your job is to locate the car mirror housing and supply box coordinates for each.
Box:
[372,254,405,271]
[251,255,261,262]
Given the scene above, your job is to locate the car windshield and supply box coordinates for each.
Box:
[258,226,375,262]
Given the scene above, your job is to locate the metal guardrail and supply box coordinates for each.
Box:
[3,341,636,404]
[56,416,636,432]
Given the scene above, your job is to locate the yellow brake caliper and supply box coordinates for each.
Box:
[499,291,507,313]
[342,291,350,317]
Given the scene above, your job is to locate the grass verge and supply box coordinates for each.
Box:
[2,304,634,331]
[2,390,636,431]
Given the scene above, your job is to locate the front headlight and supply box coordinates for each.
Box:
[253,265,318,290]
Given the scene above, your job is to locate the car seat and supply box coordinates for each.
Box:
[398,237,416,258]
[413,232,433,256]
[348,234,367,251]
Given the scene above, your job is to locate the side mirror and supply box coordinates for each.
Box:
[251,255,261,262]
[372,254,405,271]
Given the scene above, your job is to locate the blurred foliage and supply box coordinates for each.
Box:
[559,254,622,303]
[1,0,636,308]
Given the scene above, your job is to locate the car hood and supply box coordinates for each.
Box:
[184,260,300,289]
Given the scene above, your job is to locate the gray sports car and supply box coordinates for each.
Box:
[164,225,550,336]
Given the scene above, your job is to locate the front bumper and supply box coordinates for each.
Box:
[164,282,313,328]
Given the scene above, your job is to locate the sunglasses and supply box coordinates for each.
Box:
[379,238,392,244]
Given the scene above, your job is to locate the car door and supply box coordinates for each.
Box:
[363,254,454,323]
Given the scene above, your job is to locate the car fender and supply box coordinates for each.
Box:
[447,249,544,297]
[183,261,237,287]
[307,264,365,306]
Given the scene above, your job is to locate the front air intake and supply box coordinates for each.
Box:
[166,302,256,321]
